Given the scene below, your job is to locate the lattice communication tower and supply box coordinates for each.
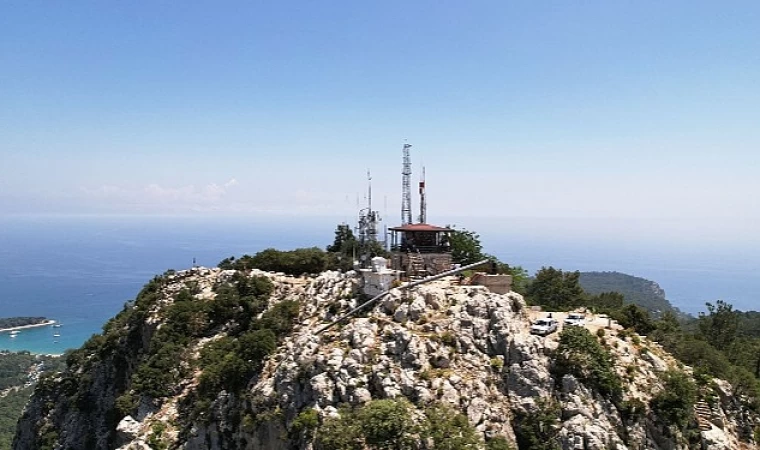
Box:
[401,143,413,224]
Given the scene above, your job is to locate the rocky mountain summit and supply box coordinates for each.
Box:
[13,268,759,450]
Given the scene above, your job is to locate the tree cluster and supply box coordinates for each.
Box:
[115,272,301,414]
[526,267,655,334]
[219,247,336,275]
[654,300,760,411]
[314,398,505,450]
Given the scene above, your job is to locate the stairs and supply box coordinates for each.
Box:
[694,400,713,431]
[407,252,426,279]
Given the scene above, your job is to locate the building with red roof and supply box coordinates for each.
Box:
[389,222,452,277]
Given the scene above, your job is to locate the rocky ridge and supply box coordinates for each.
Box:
[13,268,759,450]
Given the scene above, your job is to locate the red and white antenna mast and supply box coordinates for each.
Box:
[418,166,426,224]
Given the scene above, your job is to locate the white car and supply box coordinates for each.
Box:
[530,318,559,336]
[564,313,586,327]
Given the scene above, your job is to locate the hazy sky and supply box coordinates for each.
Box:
[2,2,759,238]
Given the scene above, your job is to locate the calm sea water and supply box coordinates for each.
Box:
[0,215,757,354]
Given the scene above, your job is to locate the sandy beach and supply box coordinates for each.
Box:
[0,319,56,333]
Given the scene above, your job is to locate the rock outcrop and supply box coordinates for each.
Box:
[13,268,759,450]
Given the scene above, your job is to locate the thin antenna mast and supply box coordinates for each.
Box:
[367,170,378,244]
[383,195,388,251]
[367,169,372,212]
[401,143,412,224]
[418,166,426,224]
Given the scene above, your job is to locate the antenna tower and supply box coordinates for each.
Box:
[401,143,412,224]
[356,170,381,267]
[366,170,378,244]
[418,166,426,224]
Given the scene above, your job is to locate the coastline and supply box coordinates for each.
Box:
[0,319,56,333]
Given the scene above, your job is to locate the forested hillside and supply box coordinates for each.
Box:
[579,271,677,314]
[0,352,64,449]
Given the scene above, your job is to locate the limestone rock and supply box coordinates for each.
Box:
[12,269,758,450]
[116,416,141,444]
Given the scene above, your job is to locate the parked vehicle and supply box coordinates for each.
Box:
[530,318,558,336]
[564,313,586,327]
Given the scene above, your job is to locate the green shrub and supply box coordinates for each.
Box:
[132,342,186,398]
[358,399,414,450]
[316,408,363,450]
[612,304,655,335]
[620,398,647,422]
[486,436,515,450]
[490,357,504,372]
[554,326,623,403]
[650,370,697,429]
[291,408,320,437]
[439,332,457,348]
[38,425,59,450]
[238,329,278,361]
[147,422,169,450]
[315,399,482,450]
[224,248,330,276]
[420,403,482,450]
[115,393,137,416]
[513,398,561,450]
[210,274,273,332]
[255,300,300,337]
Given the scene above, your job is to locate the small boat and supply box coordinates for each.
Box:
[52,324,62,328]
[9,330,20,336]
[53,333,61,337]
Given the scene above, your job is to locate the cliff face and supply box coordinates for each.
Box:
[14,268,759,450]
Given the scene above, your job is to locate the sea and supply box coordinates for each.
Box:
[1,215,758,355]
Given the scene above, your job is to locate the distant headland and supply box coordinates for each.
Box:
[0,317,55,333]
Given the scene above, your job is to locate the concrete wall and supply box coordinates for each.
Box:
[470,273,513,294]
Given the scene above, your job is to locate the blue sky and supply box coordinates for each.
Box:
[2,1,759,242]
